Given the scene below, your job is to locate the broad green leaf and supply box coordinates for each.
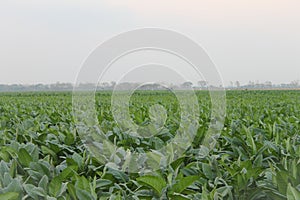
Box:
[17,148,32,167]
[96,179,112,188]
[0,192,19,200]
[38,175,49,191]
[67,183,77,200]
[170,157,186,171]
[171,175,199,193]
[49,176,63,197]
[202,163,213,179]
[287,183,300,200]
[76,189,95,200]
[24,184,46,198]
[137,175,167,196]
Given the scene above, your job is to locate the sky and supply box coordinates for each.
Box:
[0,0,299,86]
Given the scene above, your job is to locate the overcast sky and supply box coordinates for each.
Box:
[0,0,299,86]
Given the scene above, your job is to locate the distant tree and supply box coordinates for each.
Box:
[198,80,208,89]
[265,81,272,88]
[181,81,193,88]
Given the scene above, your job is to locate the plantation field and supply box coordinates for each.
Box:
[0,90,299,199]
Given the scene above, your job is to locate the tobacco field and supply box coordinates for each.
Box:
[0,90,299,200]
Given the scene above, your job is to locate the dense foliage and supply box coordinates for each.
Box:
[0,90,299,199]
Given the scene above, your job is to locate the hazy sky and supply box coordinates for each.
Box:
[0,0,299,86]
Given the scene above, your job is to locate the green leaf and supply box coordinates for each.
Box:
[38,175,49,191]
[18,148,33,167]
[0,161,9,177]
[244,126,257,154]
[41,146,57,160]
[59,166,78,181]
[0,192,19,200]
[2,179,23,194]
[171,176,199,193]
[137,175,166,196]
[65,132,75,145]
[75,176,91,191]
[24,184,46,198]
[49,176,64,197]
[287,183,300,200]
[168,193,190,200]
[9,160,17,178]
[253,154,263,167]
[276,170,289,194]
[106,168,129,183]
[67,183,77,200]
[96,179,112,188]
[202,163,213,179]
[76,189,95,200]
[2,172,12,187]
[171,157,186,171]
[72,153,83,168]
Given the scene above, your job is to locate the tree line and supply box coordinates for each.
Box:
[0,80,299,92]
